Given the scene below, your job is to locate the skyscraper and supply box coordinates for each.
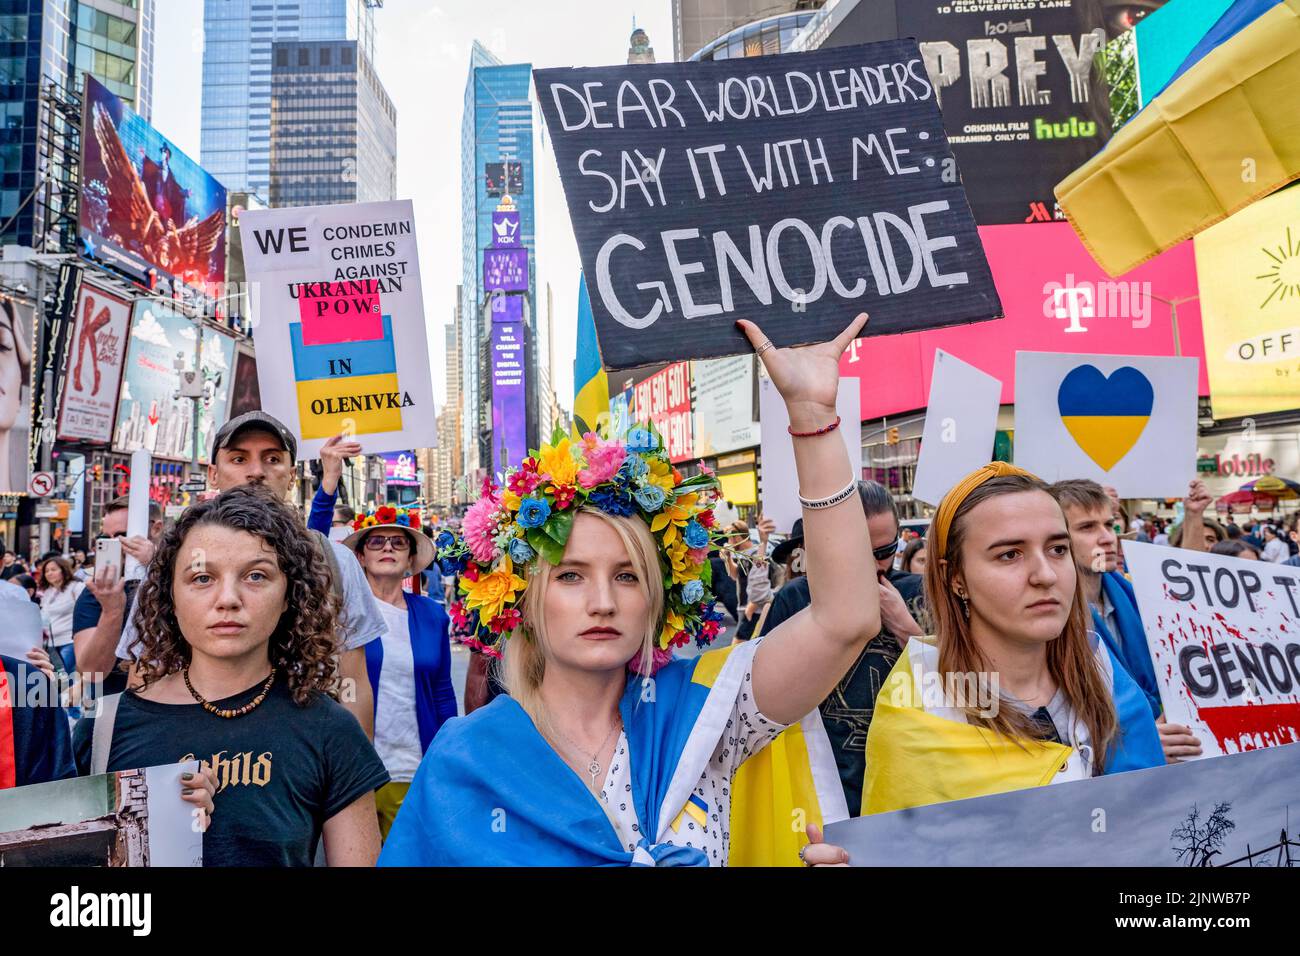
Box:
[459,42,535,475]
[200,0,377,201]
[269,38,395,208]
[1,0,156,248]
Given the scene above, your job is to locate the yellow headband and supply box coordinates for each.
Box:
[932,462,1040,558]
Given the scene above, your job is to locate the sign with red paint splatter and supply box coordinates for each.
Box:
[1123,540,1300,758]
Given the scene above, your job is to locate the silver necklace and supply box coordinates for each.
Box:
[554,716,623,791]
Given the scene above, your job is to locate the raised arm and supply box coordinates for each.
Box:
[742,314,880,725]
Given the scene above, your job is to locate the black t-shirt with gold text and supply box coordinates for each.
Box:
[75,678,388,867]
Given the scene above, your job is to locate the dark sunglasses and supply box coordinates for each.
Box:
[872,541,899,562]
[364,534,410,552]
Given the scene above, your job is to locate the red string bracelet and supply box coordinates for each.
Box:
[788,415,841,438]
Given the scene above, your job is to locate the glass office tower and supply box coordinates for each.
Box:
[269,38,395,208]
[201,0,376,200]
[459,42,535,474]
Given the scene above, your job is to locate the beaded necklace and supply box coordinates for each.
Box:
[183,669,275,718]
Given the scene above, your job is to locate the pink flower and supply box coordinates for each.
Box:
[462,490,503,563]
[577,436,626,488]
[688,547,710,564]
[627,643,675,676]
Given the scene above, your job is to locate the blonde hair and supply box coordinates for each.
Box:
[504,507,664,738]
[926,475,1118,772]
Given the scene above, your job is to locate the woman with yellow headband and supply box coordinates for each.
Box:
[855,463,1164,818]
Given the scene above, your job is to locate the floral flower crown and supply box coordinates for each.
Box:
[352,504,424,531]
[435,425,726,673]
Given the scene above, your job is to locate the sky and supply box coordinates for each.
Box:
[153,0,676,413]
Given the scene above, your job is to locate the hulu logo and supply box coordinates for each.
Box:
[1034,117,1098,140]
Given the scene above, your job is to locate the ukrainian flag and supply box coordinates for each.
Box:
[572,274,609,439]
[1056,0,1300,276]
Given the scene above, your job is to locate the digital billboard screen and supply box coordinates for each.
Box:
[485,162,525,197]
[484,248,529,293]
[380,450,420,488]
[79,75,228,292]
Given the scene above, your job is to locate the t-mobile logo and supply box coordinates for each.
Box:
[1042,274,1152,330]
[1052,285,1094,332]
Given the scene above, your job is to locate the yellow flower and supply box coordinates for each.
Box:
[537,437,579,487]
[362,515,378,528]
[650,492,698,545]
[460,556,528,625]
[646,459,675,493]
[659,609,686,648]
[502,490,522,511]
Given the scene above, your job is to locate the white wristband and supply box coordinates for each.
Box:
[798,477,858,511]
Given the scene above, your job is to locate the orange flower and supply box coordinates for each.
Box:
[460,556,528,625]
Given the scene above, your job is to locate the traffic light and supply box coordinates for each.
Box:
[886,426,900,445]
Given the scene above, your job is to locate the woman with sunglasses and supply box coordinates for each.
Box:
[346,506,457,840]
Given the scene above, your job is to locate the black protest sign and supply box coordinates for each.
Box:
[535,41,1001,371]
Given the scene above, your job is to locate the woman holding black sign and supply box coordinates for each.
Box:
[380,314,874,866]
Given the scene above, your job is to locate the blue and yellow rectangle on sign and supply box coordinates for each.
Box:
[289,314,403,439]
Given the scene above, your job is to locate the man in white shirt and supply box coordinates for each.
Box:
[1262,525,1290,563]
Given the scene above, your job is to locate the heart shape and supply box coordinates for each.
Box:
[1057,365,1154,471]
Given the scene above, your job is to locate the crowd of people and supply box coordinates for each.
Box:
[2,314,1299,867]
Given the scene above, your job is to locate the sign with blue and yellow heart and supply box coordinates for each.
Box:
[1057,365,1154,471]
[1014,352,1199,497]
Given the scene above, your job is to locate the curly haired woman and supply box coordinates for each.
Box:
[75,486,389,866]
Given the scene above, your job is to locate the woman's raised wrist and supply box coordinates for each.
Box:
[786,400,838,433]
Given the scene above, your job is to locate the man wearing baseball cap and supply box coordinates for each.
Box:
[107,410,385,737]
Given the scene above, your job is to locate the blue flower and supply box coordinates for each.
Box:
[683,520,709,549]
[516,496,552,529]
[632,484,667,511]
[508,538,535,563]
[589,487,636,517]
[435,530,456,552]
[626,427,658,453]
[395,513,411,527]
[681,579,704,603]
[617,454,648,481]
[439,554,468,576]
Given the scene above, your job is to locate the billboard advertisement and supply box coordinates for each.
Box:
[79,75,227,292]
[227,345,262,420]
[484,248,529,293]
[57,283,131,444]
[485,162,525,197]
[491,210,521,246]
[114,302,236,462]
[840,222,1207,420]
[0,297,33,495]
[1194,186,1300,420]
[490,292,524,324]
[380,450,420,488]
[633,362,693,463]
[899,0,1111,225]
[490,321,528,476]
[691,356,758,457]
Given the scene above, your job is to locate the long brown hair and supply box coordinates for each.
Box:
[925,474,1117,771]
[133,486,342,706]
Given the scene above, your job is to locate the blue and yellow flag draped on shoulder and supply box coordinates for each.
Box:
[861,637,1163,816]
[572,273,609,440]
[378,640,847,866]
